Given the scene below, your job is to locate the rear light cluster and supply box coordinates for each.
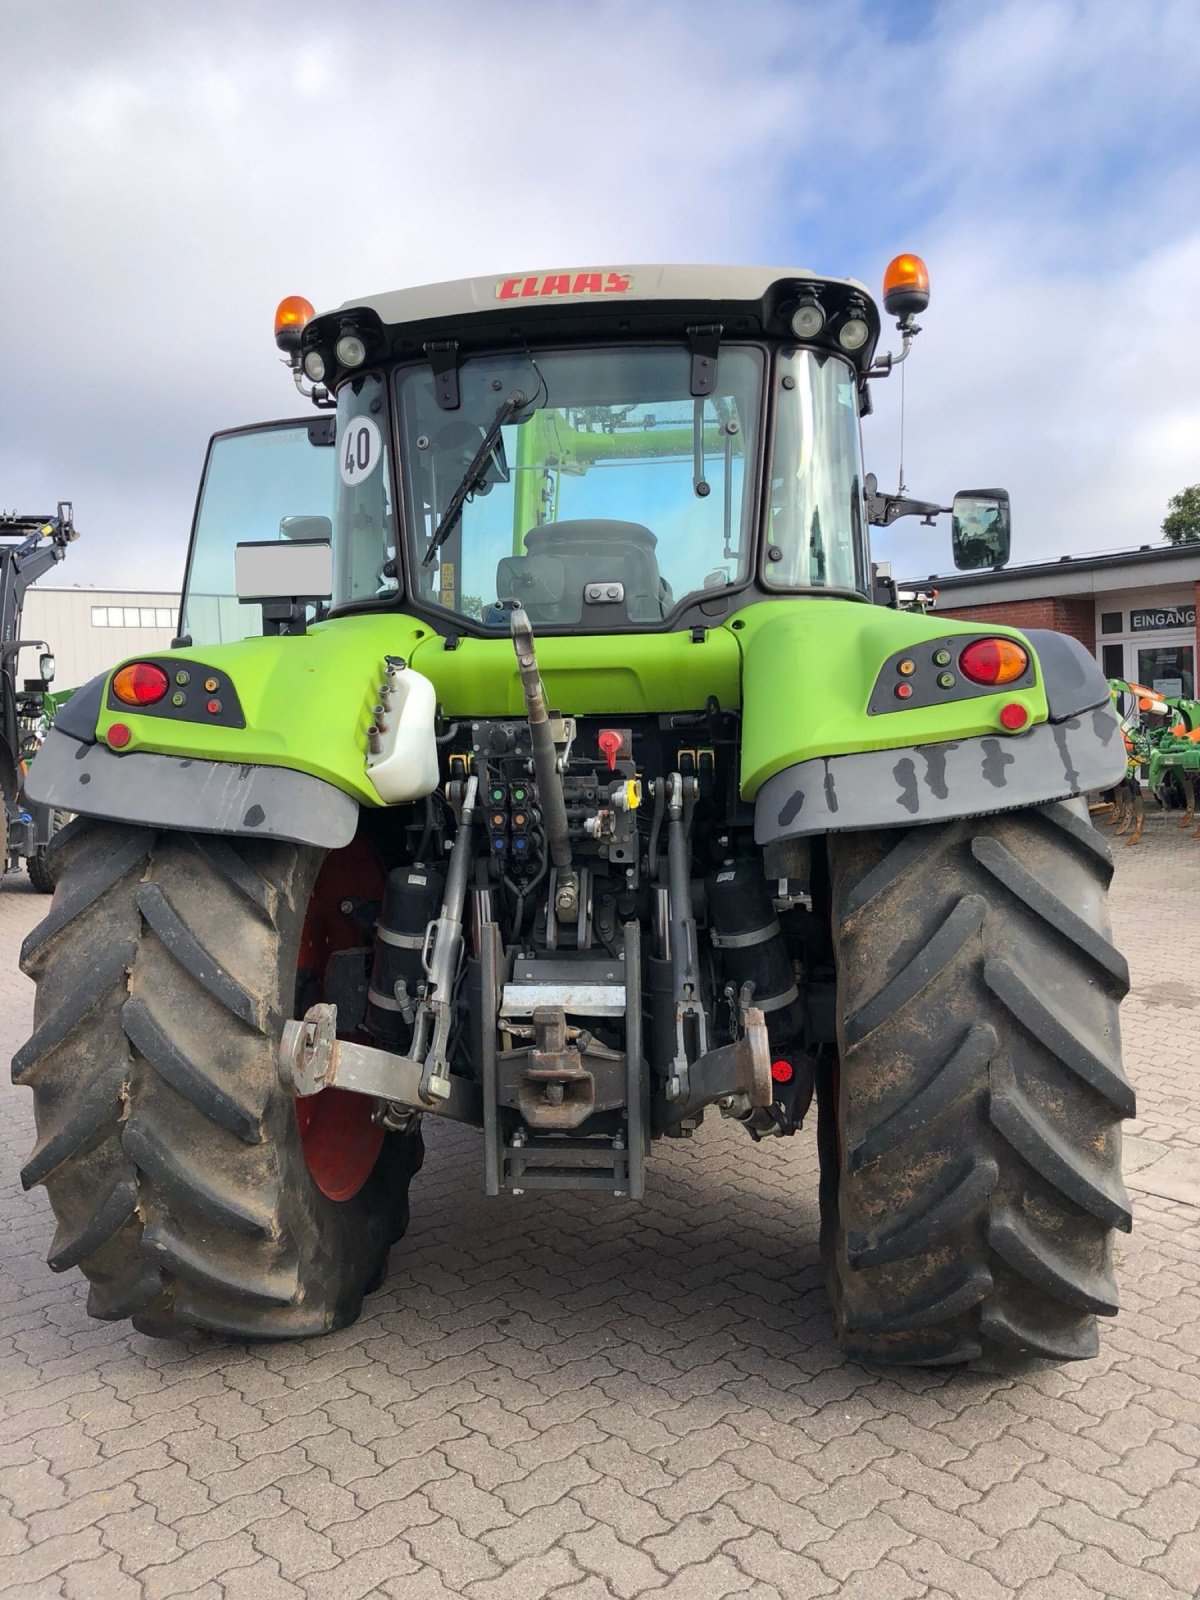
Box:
[112,662,169,706]
[958,637,1028,686]
[888,636,1032,731]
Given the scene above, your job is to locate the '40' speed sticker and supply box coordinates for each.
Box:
[340,416,382,487]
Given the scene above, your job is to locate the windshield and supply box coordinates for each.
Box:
[180,421,335,645]
[387,345,764,627]
[766,349,866,594]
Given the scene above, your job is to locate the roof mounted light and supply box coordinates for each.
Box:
[790,291,825,340]
[274,295,315,354]
[335,331,367,368]
[837,298,871,352]
[302,349,327,383]
[882,254,930,320]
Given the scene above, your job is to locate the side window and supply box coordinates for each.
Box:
[333,375,397,604]
[181,424,335,646]
[766,351,866,594]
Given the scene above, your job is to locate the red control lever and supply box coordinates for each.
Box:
[597,729,622,772]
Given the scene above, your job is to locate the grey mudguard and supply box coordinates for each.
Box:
[25,729,359,848]
[755,706,1127,843]
[1020,629,1113,721]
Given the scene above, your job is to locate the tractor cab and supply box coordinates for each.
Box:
[179,265,905,647]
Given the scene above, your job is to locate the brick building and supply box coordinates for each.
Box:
[909,543,1200,698]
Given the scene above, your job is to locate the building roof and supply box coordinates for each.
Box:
[905,542,1200,606]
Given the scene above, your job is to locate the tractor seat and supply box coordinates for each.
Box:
[495,519,670,624]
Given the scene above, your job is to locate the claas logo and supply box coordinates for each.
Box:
[495,271,633,300]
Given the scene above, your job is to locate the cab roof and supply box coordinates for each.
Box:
[328,264,874,328]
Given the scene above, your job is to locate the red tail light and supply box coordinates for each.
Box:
[112,662,170,706]
[958,638,1028,686]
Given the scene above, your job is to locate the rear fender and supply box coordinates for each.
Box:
[23,729,359,848]
[753,624,1126,841]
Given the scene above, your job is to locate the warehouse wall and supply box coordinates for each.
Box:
[17,589,179,691]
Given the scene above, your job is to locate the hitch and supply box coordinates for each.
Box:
[667,1004,772,1124]
[281,1001,482,1124]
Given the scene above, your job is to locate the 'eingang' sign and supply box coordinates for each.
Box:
[1129,605,1196,633]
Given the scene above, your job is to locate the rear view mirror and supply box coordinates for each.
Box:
[235,538,333,603]
[952,489,1011,570]
[279,515,333,542]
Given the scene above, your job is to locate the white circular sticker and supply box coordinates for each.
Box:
[339,415,382,487]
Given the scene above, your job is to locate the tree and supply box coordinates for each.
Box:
[1162,484,1200,545]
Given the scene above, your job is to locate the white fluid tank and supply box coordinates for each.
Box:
[365,662,440,803]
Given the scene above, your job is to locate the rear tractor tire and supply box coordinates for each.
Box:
[822,799,1133,1366]
[15,818,423,1338]
[27,809,69,893]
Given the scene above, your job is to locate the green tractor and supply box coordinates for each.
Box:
[17,257,1133,1364]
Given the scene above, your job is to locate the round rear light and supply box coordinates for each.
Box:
[112,662,170,706]
[958,637,1028,686]
[106,722,132,749]
[999,702,1029,731]
[771,1059,794,1084]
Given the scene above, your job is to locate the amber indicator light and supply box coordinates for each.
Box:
[204,677,219,693]
[897,658,916,676]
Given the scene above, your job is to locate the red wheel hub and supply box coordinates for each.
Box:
[295,839,386,1202]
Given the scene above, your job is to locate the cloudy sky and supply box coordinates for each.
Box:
[2,0,1198,592]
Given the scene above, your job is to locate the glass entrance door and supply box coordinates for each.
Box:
[1135,643,1194,698]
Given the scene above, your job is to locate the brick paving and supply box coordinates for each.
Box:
[1,812,1197,1599]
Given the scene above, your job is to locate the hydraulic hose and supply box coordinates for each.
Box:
[510,605,577,915]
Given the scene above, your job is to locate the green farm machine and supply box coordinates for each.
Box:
[1,505,76,891]
[17,258,1133,1364]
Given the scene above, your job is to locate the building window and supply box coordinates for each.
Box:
[90,605,179,629]
[1100,611,1123,635]
[1102,644,1124,679]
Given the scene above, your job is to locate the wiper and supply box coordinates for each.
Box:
[422,388,527,567]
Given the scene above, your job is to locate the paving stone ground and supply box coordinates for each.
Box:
[1,813,1198,1599]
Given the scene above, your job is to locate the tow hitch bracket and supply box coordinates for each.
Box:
[281,1001,482,1124]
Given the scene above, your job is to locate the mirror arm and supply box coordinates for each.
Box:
[866,490,948,529]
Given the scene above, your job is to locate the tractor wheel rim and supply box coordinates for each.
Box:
[294,839,387,1202]
[295,1090,385,1203]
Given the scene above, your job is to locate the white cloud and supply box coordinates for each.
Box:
[1,0,1197,596]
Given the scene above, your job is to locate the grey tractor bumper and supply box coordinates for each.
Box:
[755,707,1127,843]
[24,729,359,848]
